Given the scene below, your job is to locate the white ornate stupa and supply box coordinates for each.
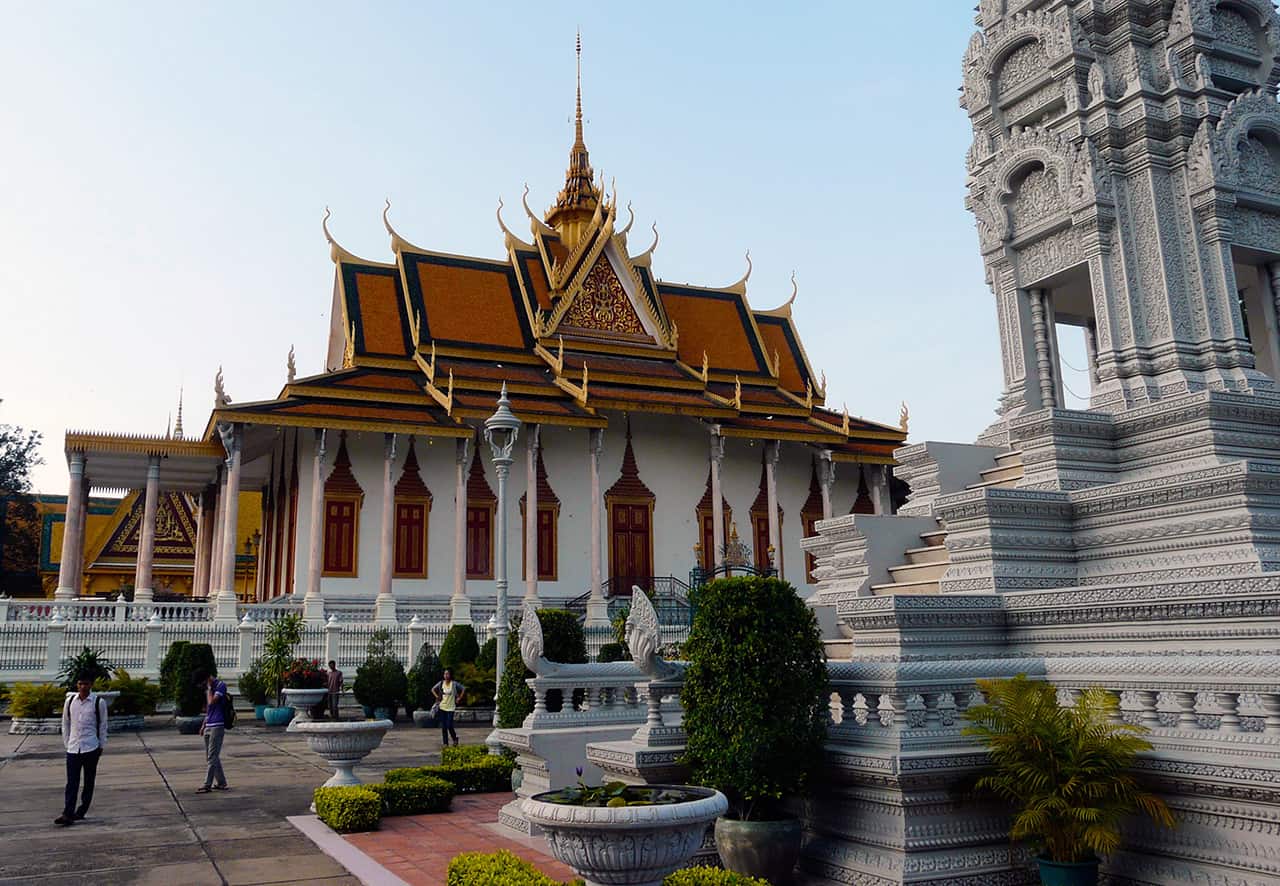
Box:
[803,1,1280,884]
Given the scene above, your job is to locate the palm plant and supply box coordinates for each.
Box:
[962,675,1175,864]
[261,614,304,706]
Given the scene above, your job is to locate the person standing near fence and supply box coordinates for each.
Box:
[326,660,343,720]
[432,669,466,746]
[55,671,108,826]
[194,671,230,794]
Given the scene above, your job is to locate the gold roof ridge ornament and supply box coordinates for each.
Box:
[633,222,660,263]
[322,206,363,265]
[701,351,709,384]
[343,322,357,369]
[618,201,635,237]
[734,376,742,411]
[544,32,601,249]
[842,403,850,436]
[214,367,230,408]
[899,401,910,434]
[724,251,752,294]
[523,184,556,237]
[496,196,535,249]
[287,345,296,384]
[413,341,437,384]
[424,368,454,417]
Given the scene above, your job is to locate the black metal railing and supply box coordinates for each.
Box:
[565,576,694,626]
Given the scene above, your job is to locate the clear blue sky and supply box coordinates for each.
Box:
[0,2,1091,493]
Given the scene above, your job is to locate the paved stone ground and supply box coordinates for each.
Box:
[0,715,490,885]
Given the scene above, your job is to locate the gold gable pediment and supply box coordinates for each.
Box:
[558,255,650,340]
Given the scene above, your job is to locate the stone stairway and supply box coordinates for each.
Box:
[870,450,1024,596]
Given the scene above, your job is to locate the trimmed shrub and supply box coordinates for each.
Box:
[105,668,160,716]
[454,662,496,707]
[406,642,442,714]
[597,642,627,663]
[353,629,407,712]
[159,640,190,701]
[681,576,828,821]
[536,609,587,664]
[442,743,491,765]
[496,609,588,725]
[496,640,533,728]
[385,755,514,793]
[439,624,480,671]
[664,868,771,886]
[314,786,381,833]
[9,683,66,718]
[365,776,454,816]
[237,658,269,706]
[171,643,218,716]
[476,637,497,670]
[446,849,581,886]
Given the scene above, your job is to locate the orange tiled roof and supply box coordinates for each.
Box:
[658,283,770,376]
[401,251,532,353]
[754,314,812,394]
[339,263,413,358]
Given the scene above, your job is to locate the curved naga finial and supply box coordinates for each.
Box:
[522,184,556,236]
[381,198,394,235]
[634,222,660,262]
[625,588,681,679]
[496,197,533,248]
[618,201,635,237]
[322,206,358,263]
[786,270,798,308]
[520,600,544,673]
[725,250,752,293]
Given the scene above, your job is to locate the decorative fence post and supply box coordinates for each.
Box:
[324,615,341,666]
[408,615,425,664]
[114,593,127,624]
[0,593,10,623]
[46,609,67,676]
[143,613,164,675]
[238,613,255,672]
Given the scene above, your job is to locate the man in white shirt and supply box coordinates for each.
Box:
[55,673,107,826]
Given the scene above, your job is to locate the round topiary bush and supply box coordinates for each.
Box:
[439,624,480,672]
[406,643,443,714]
[172,643,218,717]
[353,629,408,715]
[496,633,533,728]
[681,576,828,821]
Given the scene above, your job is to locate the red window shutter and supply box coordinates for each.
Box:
[395,502,425,576]
[466,506,491,578]
[536,508,555,580]
[753,515,771,572]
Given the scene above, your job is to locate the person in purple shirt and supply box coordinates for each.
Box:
[195,671,230,793]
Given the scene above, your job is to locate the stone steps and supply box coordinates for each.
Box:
[871,527,952,596]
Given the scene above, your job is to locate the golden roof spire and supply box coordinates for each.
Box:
[545,31,600,246]
[574,30,584,150]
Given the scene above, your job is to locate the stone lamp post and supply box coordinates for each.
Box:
[483,383,521,754]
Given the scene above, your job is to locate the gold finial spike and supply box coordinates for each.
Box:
[701,350,709,384]
[174,387,185,439]
[899,401,910,433]
[786,271,798,308]
[575,29,584,148]
[287,345,296,383]
[842,403,850,436]
[734,375,742,411]
[557,335,565,373]
[805,380,813,410]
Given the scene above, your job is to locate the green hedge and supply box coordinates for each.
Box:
[366,776,454,816]
[314,786,381,833]
[664,868,771,886]
[442,743,491,765]
[446,849,581,886]
[597,642,627,663]
[439,624,480,671]
[385,755,514,793]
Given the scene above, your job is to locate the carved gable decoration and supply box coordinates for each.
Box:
[324,433,365,500]
[395,437,432,504]
[467,446,496,505]
[558,256,648,339]
[605,424,654,502]
[99,492,198,562]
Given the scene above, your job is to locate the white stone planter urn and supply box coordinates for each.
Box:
[523,785,727,886]
[292,719,393,807]
[282,688,330,729]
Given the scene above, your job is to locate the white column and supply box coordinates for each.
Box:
[375,433,398,625]
[1082,322,1101,388]
[585,428,608,627]
[192,488,209,599]
[765,440,781,575]
[209,468,226,598]
[1029,288,1057,410]
[133,455,162,603]
[73,477,90,596]
[818,449,835,520]
[524,425,541,606]
[710,428,726,570]
[215,424,242,622]
[450,437,472,625]
[54,451,86,600]
[303,428,327,624]
[868,464,892,516]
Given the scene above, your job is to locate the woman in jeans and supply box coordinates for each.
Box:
[432,669,466,746]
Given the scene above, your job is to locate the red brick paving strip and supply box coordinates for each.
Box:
[345,794,579,884]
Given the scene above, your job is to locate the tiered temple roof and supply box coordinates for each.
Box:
[209,47,905,465]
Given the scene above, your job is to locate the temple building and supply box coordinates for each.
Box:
[44,46,907,623]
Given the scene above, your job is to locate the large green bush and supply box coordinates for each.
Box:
[439,624,480,671]
[681,576,828,821]
[446,849,581,886]
[314,786,381,833]
[261,614,305,705]
[365,776,454,816]
[496,610,587,726]
[454,662,496,707]
[9,683,67,718]
[496,638,533,728]
[236,658,269,706]
[352,628,407,712]
[171,643,218,716]
[385,755,514,794]
[536,609,588,664]
[476,637,497,670]
[159,640,190,701]
[105,669,160,716]
[405,642,442,714]
[597,642,627,663]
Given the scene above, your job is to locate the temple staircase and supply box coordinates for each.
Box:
[870,450,1024,596]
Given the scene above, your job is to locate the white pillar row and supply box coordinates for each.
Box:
[209,467,227,599]
[818,449,835,520]
[133,454,162,603]
[584,428,609,627]
[450,437,472,625]
[216,425,243,615]
[375,433,398,625]
[302,428,327,623]
[524,424,541,606]
[54,451,86,600]
[709,427,726,570]
[765,440,781,576]
[192,488,209,599]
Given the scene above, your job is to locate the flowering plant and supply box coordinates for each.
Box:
[281,658,326,690]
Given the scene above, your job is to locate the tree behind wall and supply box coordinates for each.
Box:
[0,412,43,597]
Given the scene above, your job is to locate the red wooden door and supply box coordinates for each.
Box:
[536,508,555,579]
[699,513,715,571]
[753,514,771,572]
[466,506,491,578]
[610,503,652,582]
[323,499,356,574]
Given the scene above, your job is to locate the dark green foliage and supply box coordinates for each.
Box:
[169,643,218,716]
[536,609,587,664]
[664,868,771,885]
[476,637,497,670]
[496,634,533,728]
[680,576,828,821]
[453,662,496,707]
[495,609,589,725]
[159,641,189,701]
[405,642,443,713]
[236,658,269,706]
[439,624,480,671]
[441,744,490,765]
[313,786,381,833]
[104,668,160,716]
[597,642,627,663]
[962,676,1175,863]
[8,682,66,717]
[446,849,582,886]
[261,614,305,705]
[353,628,407,711]
[58,646,115,689]
[385,755,515,793]
[365,776,454,816]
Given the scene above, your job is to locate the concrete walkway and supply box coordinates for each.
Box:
[0,717,490,885]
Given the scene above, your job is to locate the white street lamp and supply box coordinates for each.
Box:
[483,383,521,750]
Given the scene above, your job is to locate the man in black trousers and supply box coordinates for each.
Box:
[55,672,108,826]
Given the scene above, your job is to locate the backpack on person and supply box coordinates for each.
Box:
[223,688,237,730]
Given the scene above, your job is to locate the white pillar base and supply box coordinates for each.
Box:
[584,598,610,629]
[302,593,326,626]
[53,586,77,601]
[449,596,473,625]
[213,591,239,624]
[374,594,398,626]
[133,587,154,604]
[521,592,543,610]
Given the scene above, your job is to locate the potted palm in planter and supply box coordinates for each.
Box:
[261,614,304,726]
[352,628,407,721]
[681,576,829,884]
[963,676,1175,886]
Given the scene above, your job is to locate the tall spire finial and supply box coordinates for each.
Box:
[174,387,185,439]
[575,30,584,149]
[545,30,598,244]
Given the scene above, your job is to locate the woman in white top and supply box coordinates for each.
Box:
[431,669,466,746]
